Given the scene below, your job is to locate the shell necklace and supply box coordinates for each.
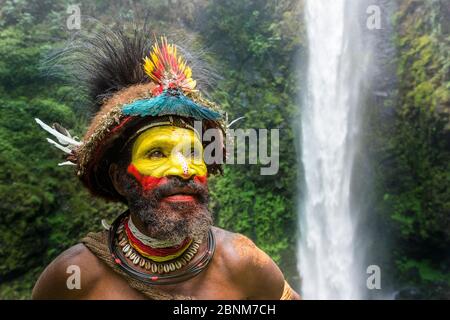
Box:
[109,210,216,285]
[117,217,202,274]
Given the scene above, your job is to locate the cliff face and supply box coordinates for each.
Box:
[396,0,449,121]
[367,0,450,299]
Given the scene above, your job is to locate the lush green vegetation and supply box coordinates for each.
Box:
[0,0,448,299]
[368,0,450,298]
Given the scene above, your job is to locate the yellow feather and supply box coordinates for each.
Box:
[143,57,154,71]
[178,60,185,72]
[172,45,177,57]
[185,66,192,79]
[151,52,159,65]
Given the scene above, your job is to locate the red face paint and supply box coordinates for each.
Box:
[127,164,167,191]
[194,175,207,185]
[127,163,208,191]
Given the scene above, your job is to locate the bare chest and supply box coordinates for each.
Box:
[85,258,246,300]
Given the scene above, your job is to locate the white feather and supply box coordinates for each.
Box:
[46,138,72,154]
[58,161,76,166]
[227,116,245,128]
[101,219,111,230]
[35,118,82,147]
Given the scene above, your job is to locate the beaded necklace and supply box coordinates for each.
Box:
[108,211,215,285]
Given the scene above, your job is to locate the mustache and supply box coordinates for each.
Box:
[148,176,209,204]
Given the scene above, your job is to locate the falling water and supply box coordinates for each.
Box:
[298,0,372,299]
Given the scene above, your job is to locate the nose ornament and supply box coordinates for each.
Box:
[175,151,190,177]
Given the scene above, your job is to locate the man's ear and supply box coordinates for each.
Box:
[109,163,126,197]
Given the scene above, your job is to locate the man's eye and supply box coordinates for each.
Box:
[147,150,165,158]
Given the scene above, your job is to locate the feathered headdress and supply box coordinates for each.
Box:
[144,37,197,95]
[123,36,220,121]
[35,33,226,202]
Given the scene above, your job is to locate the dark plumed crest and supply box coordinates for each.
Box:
[82,28,153,107]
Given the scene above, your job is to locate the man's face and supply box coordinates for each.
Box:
[115,125,212,243]
[129,125,207,188]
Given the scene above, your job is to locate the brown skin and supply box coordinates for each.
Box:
[32,227,300,299]
[33,161,300,300]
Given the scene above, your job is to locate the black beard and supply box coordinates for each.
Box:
[124,175,213,244]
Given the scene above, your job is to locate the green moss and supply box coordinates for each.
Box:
[397,258,450,285]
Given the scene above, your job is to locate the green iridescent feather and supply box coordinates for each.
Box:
[122,89,221,121]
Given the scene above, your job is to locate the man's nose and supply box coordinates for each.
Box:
[164,151,196,179]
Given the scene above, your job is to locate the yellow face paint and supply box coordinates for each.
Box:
[130,126,207,179]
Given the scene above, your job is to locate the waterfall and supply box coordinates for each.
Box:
[298,0,372,299]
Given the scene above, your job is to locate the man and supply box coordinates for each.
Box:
[32,32,299,300]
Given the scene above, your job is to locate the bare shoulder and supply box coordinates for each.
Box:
[32,243,103,299]
[211,227,285,299]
